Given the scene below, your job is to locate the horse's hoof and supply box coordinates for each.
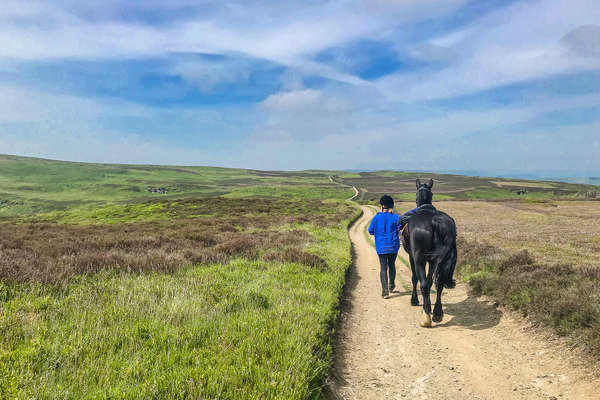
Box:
[445,279,456,289]
[411,298,419,306]
[432,312,443,323]
[420,311,432,328]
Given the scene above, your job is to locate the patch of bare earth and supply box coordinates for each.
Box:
[329,206,599,399]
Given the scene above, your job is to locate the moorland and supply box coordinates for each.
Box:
[1,154,599,398]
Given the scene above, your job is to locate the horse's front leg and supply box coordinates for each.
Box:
[409,254,419,306]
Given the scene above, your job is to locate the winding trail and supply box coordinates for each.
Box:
[330,206,598,399]
[328,175,360,201]
[347,186,359,201]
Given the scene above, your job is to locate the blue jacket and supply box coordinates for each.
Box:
[368,212,401,254]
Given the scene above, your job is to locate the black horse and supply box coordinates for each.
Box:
[402,178,457,327]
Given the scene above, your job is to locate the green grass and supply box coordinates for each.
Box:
[0,203,361,399]
[36,201,176,224]
[391,192,454,202]
[31,197,350,226]
[0,155,349,216]
[0,155,363,398]
[223,185,354,200]
[3,155,596,218]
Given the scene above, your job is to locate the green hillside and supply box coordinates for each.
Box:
[0,154,351,216]
[2,155,597,218]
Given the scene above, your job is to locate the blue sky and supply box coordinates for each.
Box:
[0,0,599,174]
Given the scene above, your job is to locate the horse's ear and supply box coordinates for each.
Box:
[416,178,421,188]
[427,179,434,189]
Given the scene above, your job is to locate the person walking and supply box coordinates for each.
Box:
[368,195,401,299]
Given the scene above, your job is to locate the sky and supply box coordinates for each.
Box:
[0,0,599,174]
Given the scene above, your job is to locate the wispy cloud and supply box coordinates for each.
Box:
[0,0,599,173]
[377,0,600,101]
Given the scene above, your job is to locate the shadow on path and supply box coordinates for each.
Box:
[433,292,502,331]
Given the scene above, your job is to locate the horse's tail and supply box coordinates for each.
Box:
[431,214,457,288]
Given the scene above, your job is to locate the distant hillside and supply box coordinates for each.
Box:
[1,154,598,215]
[0,154,350,215]
[331,171,600,202]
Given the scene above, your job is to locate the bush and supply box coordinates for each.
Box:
[0,198,356,284]
[456,238,600,358]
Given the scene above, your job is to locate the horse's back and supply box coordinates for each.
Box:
[407,209,456,258]
[407,211,436,254]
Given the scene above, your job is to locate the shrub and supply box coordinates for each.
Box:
[456,238,600,358]
[0,197,356,284]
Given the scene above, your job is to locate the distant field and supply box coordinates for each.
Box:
[333,171,600,202]
[0,154,352,216]
[2,156,599,218]
[491,180,556,188]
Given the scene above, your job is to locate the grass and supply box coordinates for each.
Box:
[223,185,354,201]
[0,259,345,399]
[0,155,349,216]
[2,198,356,284]
[0,195,361,399]
[3,155,597,217]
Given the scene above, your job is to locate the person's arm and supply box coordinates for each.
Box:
[368,216,376,235]
[399,207,419,229]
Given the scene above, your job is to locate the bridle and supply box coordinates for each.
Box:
[417,185,432,205]
[417,185,432,195]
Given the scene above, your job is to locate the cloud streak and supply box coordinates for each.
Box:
[0,0,599,173]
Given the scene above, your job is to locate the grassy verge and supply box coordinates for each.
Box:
[456,237,600,359]
[0,198,361,399]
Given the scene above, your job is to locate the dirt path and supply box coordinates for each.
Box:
[329,175,360,201]
[330,206,599,400]
[347,186,359,201]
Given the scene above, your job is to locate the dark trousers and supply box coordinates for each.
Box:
[378,253,397,294]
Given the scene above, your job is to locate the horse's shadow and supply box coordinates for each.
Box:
[386,289,413,299]
[432,292,502,330]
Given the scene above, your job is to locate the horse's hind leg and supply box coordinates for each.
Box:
[409,254,419,306]
[433,251,455,322]
[432,281,444,323]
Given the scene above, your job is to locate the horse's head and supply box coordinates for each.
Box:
[415,178,434,206]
